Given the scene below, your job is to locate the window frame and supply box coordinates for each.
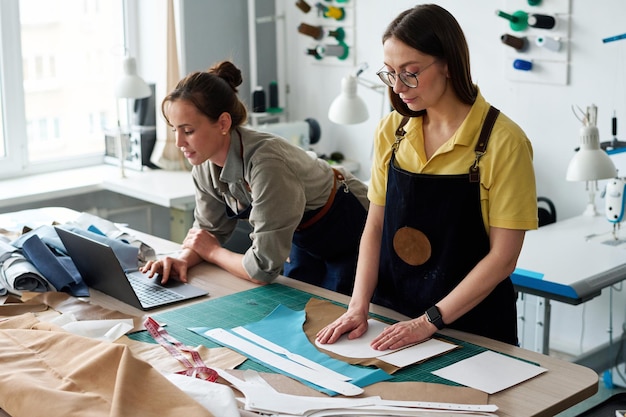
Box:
[0,0,138,180]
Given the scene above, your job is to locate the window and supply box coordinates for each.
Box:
[0,0,130,179]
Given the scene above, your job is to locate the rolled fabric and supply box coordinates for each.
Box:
[21,234,89,297]
[1,253,54,295]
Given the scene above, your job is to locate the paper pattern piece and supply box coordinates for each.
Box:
[232,326,352,381]
[190,304,392,396]
[431,350,547,394]
[216,368,499,416]
[203,327,364,397]
[315,319,458,367]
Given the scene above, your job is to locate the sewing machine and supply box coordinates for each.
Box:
[605,177,626,239]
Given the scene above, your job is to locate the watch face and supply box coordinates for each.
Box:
[426,306,443,329]
[427,306,440,321]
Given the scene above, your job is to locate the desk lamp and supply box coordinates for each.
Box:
[566,104,617,216]
[114,56,152,178]
[328,63,386,125]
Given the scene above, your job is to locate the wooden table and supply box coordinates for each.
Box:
[0,208,599,417]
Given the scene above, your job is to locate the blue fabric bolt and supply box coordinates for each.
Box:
[21,234,89,297]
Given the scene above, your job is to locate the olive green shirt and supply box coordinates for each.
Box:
[192,126,368,283]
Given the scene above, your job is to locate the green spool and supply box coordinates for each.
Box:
[496,9,528,31]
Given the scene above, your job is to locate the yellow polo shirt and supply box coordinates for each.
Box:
[368,92,538,233]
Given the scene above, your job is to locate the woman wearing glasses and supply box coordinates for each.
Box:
[317,4,537,348]
[142,60,368,295]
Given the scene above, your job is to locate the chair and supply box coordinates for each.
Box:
[537,196,557,227]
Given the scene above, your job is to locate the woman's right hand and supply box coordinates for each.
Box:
[315,309,369,345]
[141,256,189,284]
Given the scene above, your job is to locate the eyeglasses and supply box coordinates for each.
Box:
[376,61,437,88]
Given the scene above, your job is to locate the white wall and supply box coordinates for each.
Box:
[281,1,626,359]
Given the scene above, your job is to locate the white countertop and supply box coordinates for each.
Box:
[1,165,196,210]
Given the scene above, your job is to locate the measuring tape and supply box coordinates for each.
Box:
[144,317,218,382]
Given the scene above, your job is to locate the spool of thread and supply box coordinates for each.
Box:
[328,27,345,42]
[324,6,345,20]
[268,81,279,109]
[501,34,528,51]
[513,59,533,71]
[297,22,323,40]
[495,9,528,31]
[535,36,561,52]
[295,0,311,13]
[528,14,556,29]
[316,43,349,60]
[252,86,266,113]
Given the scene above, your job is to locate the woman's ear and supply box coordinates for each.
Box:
[218,112,233,133]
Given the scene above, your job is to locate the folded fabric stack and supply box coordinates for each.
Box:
[0,212,156,297]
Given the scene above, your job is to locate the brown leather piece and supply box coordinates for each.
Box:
[393,226,432,266]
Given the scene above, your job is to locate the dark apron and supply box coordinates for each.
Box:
[373,107,518,345]
[285,180,367,296]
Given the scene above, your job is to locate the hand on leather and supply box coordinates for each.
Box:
[370,315,436,351]
[315,308,370,345]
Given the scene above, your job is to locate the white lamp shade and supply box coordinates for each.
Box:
[328,75,369,125]
[115,56,151,99]
[566,126,617,181]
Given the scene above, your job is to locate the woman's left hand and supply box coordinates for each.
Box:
[182,228,221,262]
[370,315,437,350]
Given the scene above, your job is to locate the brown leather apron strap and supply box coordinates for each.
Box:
[469,106,500,183]
[297,168,345,231]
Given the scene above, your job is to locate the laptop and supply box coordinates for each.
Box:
[55,227,208,310]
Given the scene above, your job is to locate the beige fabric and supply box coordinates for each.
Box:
[19,291,148,332]
[0,314,214,417]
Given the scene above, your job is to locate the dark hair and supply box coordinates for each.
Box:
[382,4,477,117]
[161,60,248,127]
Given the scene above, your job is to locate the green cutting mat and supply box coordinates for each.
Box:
[128,283,488,385]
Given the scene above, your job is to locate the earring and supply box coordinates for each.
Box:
[222,131,227,135]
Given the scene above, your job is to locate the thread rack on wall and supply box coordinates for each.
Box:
[498,0,571,85]
[294,0,356,67]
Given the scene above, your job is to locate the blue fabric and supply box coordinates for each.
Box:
[190,304,391,395]
[21,234,89,297]
[12,225,139,272]
[13,224,140,297]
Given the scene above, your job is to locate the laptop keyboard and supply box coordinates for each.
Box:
[127,274,184,306]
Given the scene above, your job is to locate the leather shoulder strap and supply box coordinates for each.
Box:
[469,106,500,183]
[392,116,411,153]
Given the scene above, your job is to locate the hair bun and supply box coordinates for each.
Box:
[209,61,243,93]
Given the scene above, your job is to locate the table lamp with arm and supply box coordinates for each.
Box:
[114,56,152,178]
[328,63,386,125]
[566,104,617,216]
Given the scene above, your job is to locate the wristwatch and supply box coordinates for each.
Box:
[425,306,445,330]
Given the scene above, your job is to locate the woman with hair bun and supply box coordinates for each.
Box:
[141,60,368,295]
